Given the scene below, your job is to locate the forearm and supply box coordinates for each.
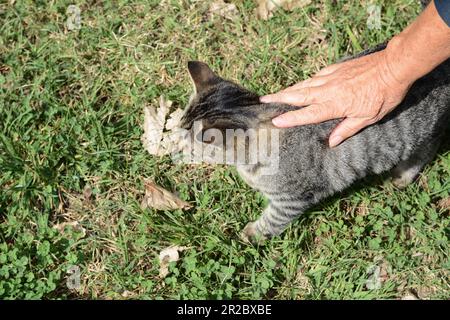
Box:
[383,0,450,87]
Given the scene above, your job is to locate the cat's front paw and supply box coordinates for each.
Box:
[240,222,267,245]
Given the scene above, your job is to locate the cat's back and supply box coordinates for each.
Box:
[277,58,450,191]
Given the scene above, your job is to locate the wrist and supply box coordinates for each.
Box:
[382,35,419,88]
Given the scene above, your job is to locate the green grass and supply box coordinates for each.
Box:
[0,0,449,299]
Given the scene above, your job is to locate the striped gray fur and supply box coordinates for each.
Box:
[181,51,450,242]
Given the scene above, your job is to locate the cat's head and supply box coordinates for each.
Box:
[179,61,294,165]
[180,61,261,134]
[180,61,292,135]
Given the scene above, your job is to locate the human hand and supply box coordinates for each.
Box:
[260,49,413,147]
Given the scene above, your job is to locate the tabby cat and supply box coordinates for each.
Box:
[180,52,450,243]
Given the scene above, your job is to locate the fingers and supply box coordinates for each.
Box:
[260,63,342,104]
[313,63,341,77]
[272,103,338,127]
[329,117,375,147]
[281,76,329,92]
[260,86,323,107]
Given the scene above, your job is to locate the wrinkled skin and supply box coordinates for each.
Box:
[262,1,450,147]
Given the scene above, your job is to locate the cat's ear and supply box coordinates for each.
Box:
[188,61,221,93]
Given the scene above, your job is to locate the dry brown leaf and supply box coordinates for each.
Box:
[255,0,311,20]
[160,129,187,156]
[141,95,170,155]
[141,95,186,157]
[158,245,188,278]
[281,0,311,10]
[53,221,86,237]
[209,0,239,20]
[294,268,312,294]
[437,196,450,211]
[158,108,187,155]
[378,260,390,283]
[121,290,135,298]
[401,290,419,300]
[255,0,275,20]
[416,286,437,299]
[365,258,391,290]
[83,184,92,202]
[165,108,184,131]
[141,179,191,211]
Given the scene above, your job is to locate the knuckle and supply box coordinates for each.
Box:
[301,88,311,103]
[293,111,304,123]
[341,122,356,133]
[272,93,285,103]
[317,104,330,118]
[329,105,343,119]
[296,108,314,123]
[372,115,382,123]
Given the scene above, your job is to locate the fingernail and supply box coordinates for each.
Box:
[272,116,285,127]
[260,95,271,103]
[329,135,343,147]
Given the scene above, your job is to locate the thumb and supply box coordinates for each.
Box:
[329,117,374,147]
